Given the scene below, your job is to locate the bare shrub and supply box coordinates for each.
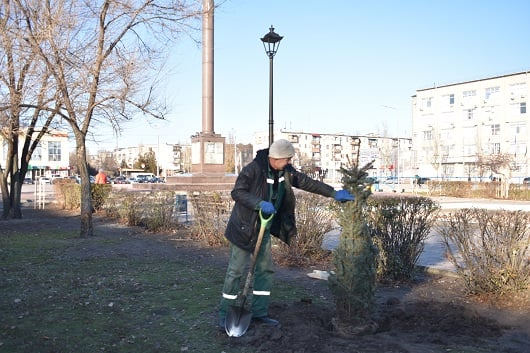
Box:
[101,191,121,219]
[144,191,178,232]
[101,190,178,231]
[91,184,112,211]
[438,209,530,295]
[116,191,147,227]
[61,183,81,210]
[367,196,440,281]
[188,191,232,247]
[273,192,335,267]
[53,178,75,209]
[58,182,110,212]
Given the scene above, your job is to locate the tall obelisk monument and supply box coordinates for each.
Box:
[191,0,226,175]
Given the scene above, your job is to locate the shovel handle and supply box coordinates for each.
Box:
[253,209,274,258]
[240,210,274,298]
[259,208,274,226]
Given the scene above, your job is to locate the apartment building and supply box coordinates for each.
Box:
[0,128,70,179]
[412,71,530,182]
[108,143,192,177]
[254,130,412,185]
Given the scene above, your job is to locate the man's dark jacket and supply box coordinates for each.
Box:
[225,148,336,252]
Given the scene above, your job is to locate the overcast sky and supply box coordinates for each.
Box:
[88,0,530,151]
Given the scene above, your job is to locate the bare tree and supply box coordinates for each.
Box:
[475,153,488,182]
[429,129,443,180]
[15,0,203,236]
[378,138,394,177]
[0,0,61,219]
[297,152,314,175]
[483,153,515,199]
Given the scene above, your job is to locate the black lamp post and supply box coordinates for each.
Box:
[261,25,283,147]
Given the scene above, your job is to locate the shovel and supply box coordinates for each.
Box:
[225,209,274,337]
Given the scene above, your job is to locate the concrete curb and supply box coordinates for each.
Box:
[415,265,459,278]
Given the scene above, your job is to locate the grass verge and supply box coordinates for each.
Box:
[0,229,310,352]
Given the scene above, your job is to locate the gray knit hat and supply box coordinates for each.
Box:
[269,139,295,159]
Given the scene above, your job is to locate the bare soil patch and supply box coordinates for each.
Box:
[3,206,530,353]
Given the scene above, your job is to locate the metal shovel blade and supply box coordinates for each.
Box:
[225,304,252,337]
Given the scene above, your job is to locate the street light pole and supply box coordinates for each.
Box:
[261,26,283,147]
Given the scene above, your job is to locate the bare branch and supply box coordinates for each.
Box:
[8,0,203,230]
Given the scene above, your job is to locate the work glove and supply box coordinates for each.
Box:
[259,201,276,215]
[334,189,354,202]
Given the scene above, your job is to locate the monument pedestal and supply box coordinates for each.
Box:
[165,133,236,191]
[190,133,226,175]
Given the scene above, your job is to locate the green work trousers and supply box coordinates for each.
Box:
[219,232,274,319]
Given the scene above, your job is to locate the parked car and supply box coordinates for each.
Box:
[383,176,398,184]
[136,175,148,183]
[133,173,157,183]
[23,177,34,184]
[523,177,530,184]
[113,176,130,184]
[145,176,165,183]
[39,177,51,184]
[68,175,81,184]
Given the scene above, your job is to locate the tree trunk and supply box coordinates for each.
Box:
[75,134,93,237]
[0,177,10,220]
[0,176,22,219]
[10,177,22,219]
[1,133,23,219]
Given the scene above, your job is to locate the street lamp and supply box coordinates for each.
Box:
[261,25,283,147]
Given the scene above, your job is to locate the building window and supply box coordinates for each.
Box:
[510,82,526,98]
[423,130,432,141]
[510,141,527,158]
[48,141,61,161]
[485,86,500,100]
[463,90,476,98]
[443,94,455,105]
[464,143,476,157]
[30,144,42,162]
[490,143,500,154]
[512,123,527,136]
[422,97,432,109]
[490,124,500,136]
[521,102,526,114]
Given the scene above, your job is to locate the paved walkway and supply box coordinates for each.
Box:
[322,196,530,274]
